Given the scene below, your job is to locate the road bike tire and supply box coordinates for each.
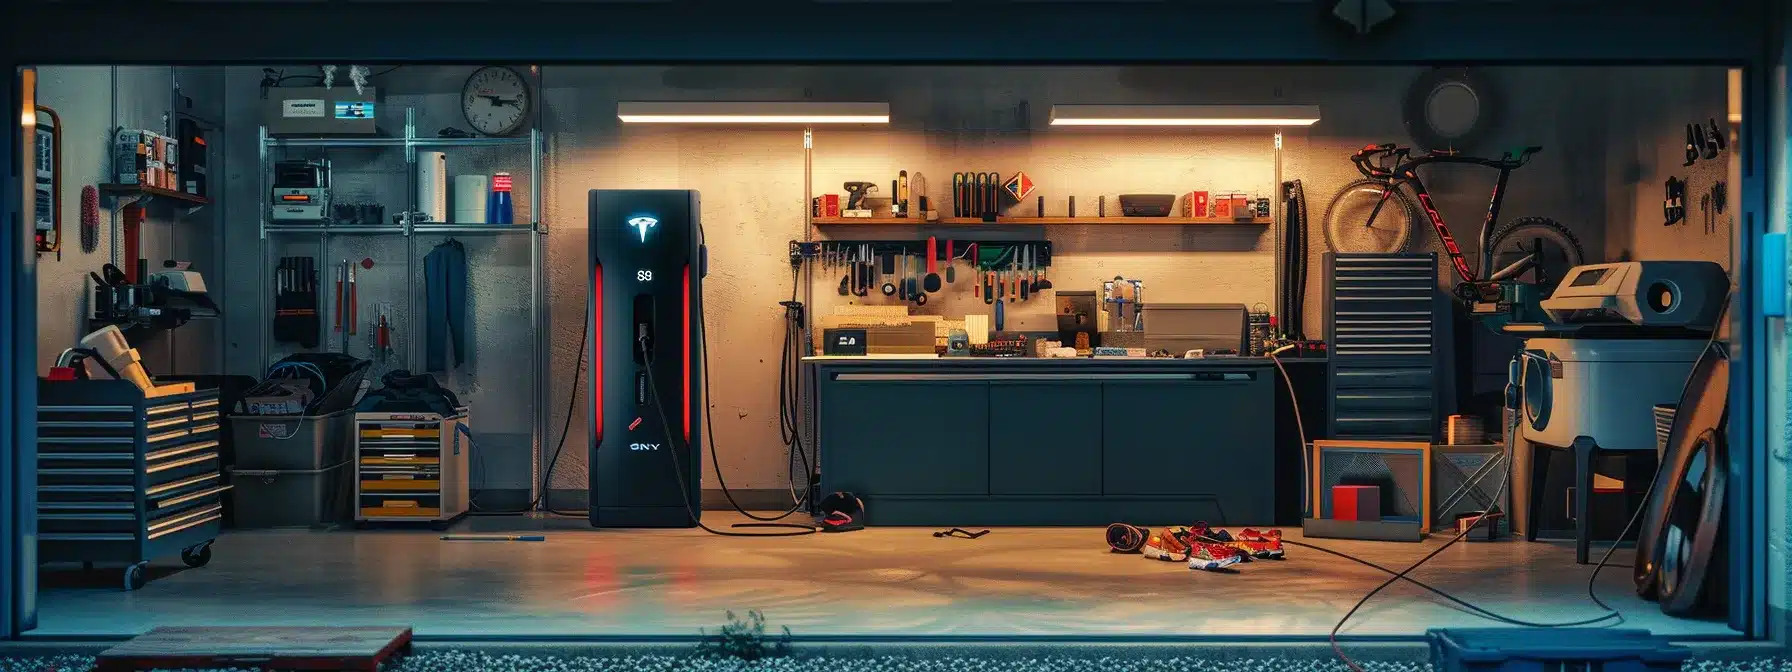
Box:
[1323,179,1416,255]
[1485,216,1585,289]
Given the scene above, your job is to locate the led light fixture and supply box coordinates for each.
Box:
[618,102,890,125]
[1050,104,1321,127]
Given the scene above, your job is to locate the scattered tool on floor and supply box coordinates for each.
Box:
[932,528,990,539]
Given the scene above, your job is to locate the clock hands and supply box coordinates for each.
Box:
[478,94,521,107]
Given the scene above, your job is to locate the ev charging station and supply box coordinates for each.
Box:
[588,189,706,528]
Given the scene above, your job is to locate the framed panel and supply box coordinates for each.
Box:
[1311,439,1431,532]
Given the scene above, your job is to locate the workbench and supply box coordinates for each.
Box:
[808,357,1275,526]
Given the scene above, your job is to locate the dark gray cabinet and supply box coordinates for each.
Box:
[819,377,989,496]
[814,360,1275,526]
[989,381,1101,495]
[1101,377,1274,523]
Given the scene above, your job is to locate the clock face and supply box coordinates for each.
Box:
[462,66,531,136]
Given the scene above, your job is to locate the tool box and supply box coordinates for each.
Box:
[353,410,469,527]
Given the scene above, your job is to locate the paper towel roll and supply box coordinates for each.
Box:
[417,151,447,223]
[453,174,489,224]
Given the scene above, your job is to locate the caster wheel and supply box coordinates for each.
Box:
[181,544,213,568]
[123,563,147,591]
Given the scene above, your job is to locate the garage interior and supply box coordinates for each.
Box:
[20,63,1745,644]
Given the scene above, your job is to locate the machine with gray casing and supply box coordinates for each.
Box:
[1518,260,1729,451]
[1539,261,1727,330]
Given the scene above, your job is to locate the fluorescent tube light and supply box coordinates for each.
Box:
[1050,104,1321,127]
[618,102,889,124]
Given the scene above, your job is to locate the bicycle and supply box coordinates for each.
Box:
[1322,143,1586,304]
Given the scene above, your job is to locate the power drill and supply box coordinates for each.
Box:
[843,181,877,211]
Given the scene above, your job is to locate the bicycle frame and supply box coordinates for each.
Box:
[1362,155,1513,285]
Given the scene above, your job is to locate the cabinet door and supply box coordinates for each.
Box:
[820,378,989,496]
[1101,378,1273,506]
[989,382,1101,495]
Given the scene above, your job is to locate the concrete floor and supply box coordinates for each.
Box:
[30,513,1737,640]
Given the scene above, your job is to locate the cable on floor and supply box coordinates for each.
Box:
[1262,345,1627,672]
[642,334,816,536]
[467,307,587,517]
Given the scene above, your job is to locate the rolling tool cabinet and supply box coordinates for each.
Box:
[354,411,469,527]
[36,380,229,591]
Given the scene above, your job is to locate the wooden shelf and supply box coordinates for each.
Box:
[813,216,1269,226]
[99,184,210,206]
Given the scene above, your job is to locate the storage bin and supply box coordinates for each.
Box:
[1430,628,1689,672]
[228,462,353,528]
[228,410,354,470]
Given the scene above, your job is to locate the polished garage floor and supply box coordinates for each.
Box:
[32,513,1736,639]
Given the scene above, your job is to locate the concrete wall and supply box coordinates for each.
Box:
[33,66,224,375]
[205,65,1727,508]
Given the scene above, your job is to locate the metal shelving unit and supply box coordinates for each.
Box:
[256,106,547,505]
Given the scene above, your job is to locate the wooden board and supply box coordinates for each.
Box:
[97,626,411,671]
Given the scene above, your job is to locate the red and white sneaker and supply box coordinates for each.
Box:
[1236,528,1286,560]
[1142,526,1193,562]
[1186,542,1245,571]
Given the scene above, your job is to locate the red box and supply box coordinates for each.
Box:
[1331,485,1381,522]
[1183,191,1209,217]
[813,194,841,218]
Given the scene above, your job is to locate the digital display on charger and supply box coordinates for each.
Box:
[333,102,373,119]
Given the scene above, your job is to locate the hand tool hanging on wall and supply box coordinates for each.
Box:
[334,262,345,333]
[944,240,956,284]
[923,237,942,293]
[348,264,358,337]
[1664,177,1687,226]
[1683,124,1700,167]
[274,256,320,348]
[912,254,928,306]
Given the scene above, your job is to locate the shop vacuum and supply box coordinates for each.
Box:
[588,189,706,527]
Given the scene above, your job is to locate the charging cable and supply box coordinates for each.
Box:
[640,333,816,536]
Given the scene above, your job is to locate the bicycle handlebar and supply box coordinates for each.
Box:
[1351,143,1542,179]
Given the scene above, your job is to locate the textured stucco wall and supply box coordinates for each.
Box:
[34,66,224,375]
[532,65,1725,501]
[206,65,1727,506]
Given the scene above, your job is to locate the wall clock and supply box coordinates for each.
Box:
[461,66,531,137]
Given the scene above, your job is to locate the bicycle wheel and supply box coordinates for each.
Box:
[1486,216,1585,291]
[1323,179,1416,255]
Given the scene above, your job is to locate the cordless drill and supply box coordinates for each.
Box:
[843,181,877,211]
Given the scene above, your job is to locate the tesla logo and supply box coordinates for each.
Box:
[629,443,661,451]
[627,216,658,243]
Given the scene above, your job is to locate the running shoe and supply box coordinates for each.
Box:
[1191,522,1284,560]
[1233,528,1287,560]
[1142,526,1193,562]
[1186,542,1245,571]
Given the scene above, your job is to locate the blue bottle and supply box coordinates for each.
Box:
[486,172,514,225]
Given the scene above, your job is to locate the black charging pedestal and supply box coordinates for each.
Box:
[588,189,706,528]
